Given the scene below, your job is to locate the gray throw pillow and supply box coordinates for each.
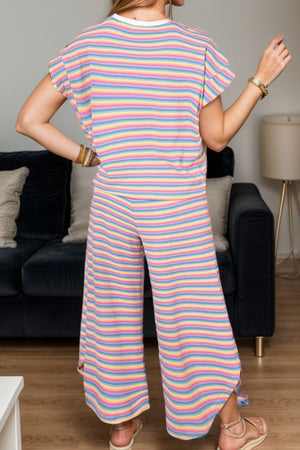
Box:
[62,162,97,243]
[206,175,233,252]
[0,166,30,247]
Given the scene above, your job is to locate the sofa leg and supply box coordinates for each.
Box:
[255,336,264,357]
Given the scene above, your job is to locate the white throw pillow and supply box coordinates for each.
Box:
[206,175,233,252]
[0,166,30,247]
[62,163,97,243]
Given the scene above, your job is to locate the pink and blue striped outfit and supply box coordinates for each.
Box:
[49,13,247,440]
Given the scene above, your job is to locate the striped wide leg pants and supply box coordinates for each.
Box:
[78,188,246,440]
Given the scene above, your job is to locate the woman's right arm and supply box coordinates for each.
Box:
[199,34,292,152]
[16,74,100,166]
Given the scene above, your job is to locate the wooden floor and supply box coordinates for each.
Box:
[0,274,299,450]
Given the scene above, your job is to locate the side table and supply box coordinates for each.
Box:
[0,376,24,450]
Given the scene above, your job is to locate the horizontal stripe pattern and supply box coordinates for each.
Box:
[49,14,234,199]
[78,189,247,439]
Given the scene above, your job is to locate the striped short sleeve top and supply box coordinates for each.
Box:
[49,14,234,199]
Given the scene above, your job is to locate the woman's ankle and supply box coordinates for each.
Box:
[220,415,245,435]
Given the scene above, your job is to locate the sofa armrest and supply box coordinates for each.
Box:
[228,183,275,337]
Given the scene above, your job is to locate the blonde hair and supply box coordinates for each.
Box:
[109,0,172,18]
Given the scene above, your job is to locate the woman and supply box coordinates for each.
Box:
[16,1,291,449]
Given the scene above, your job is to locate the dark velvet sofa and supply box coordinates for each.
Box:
[0,148,275,356]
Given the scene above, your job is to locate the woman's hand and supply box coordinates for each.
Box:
[254,34,292,87]
[91,155,101,166]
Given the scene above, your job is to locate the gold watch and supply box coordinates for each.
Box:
[248,77,268,100]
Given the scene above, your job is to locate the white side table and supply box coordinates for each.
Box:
[0,377,24,450]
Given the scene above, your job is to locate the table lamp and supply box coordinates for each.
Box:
[261,115,300,273]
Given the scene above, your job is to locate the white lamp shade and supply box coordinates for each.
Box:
[261,115,300,180]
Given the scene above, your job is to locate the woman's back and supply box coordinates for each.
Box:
[49,14,234,198]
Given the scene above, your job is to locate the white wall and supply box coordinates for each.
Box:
[1,0,300,256]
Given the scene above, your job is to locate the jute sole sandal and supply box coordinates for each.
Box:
[109,419,143,450]
[217,416,268,450]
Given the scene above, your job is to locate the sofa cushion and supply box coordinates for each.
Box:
[0,150,72,239]
[0,238,47,296]
[0,167,30,247]
[22,239,86,297]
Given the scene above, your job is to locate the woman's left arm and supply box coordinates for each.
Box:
[16,74,100,165]
[199,34,292,151]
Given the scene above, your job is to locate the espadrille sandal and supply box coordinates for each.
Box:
[109,419,143,450]
[217,416,268,450]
